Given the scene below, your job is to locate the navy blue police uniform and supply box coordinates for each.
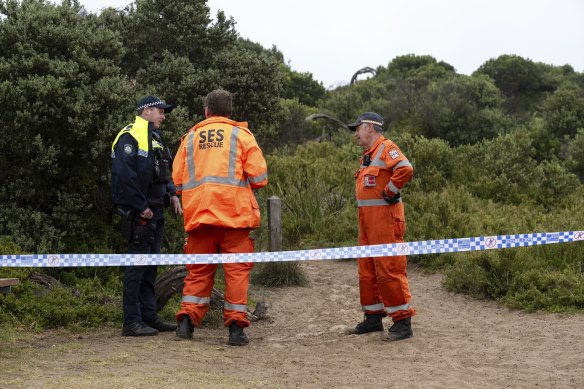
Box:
[111,97,177,336]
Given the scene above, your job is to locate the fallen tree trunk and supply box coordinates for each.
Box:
[155,266,188,310]
[29,270,81,297]
[155,266,268,321]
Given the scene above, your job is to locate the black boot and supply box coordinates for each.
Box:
[146,318,177,332]
[347,313,385,335]
[122,322,158,337]
[386,317,413,341]
[175,316,194,340]
[228,322,249,346]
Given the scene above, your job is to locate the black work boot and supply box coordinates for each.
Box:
[386,317,413,341]
[228,322,249,346]
[347,313,385,335]
[146,318,177,332]
[122,322,158,337]
[175,316,194,340]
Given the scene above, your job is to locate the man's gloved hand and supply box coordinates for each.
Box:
[383,191,401,204]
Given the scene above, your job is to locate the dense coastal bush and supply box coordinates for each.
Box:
[1,0,584,329]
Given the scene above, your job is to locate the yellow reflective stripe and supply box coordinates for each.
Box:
[111,125,132,153]
[128,118,149,156]
[152,138,163,149]
[111,117,150,157]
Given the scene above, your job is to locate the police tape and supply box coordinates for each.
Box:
[1,230,583,268]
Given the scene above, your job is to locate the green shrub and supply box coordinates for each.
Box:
[0,236,25,255]
[251,262,309,288]
[565,128,584,179]
[0,275,121,330]
[503,269,584,312]
[395,133,455,193]
[264,137,360,249]
[444,243,584,312]
[0,236,30,283]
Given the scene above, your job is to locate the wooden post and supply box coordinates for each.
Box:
[268,196,282,252]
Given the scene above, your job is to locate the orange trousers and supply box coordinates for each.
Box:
[358,202,416,322]
[176,225,254,327]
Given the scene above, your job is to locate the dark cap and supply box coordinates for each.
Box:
[347,112,384,131]
[136,95,174,113]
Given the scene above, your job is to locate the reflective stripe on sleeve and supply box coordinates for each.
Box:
[224,302,247,312]
[385,303,409,313]
[392,160,412,172]
[182,295,211,305]
[362,303,385,311]
[248,171,268,184]
[387,181,400,194]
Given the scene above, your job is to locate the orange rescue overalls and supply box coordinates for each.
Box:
[355,135,416,322]
[173,116,268,328]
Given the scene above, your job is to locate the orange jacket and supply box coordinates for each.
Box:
[355,136,413,206]
[173,116,268,231]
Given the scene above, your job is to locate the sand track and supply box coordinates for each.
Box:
[2,260,583,388]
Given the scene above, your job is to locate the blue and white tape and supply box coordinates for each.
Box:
[1,231,583,268]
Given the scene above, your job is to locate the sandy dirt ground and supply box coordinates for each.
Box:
[1,259,584,389]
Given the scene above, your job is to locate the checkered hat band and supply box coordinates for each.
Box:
[137,101,164,111]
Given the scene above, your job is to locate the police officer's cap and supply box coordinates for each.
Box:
[136,95,174,113]
[347,112,384,131]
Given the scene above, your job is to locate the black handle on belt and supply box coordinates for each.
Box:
[383,192,401,204]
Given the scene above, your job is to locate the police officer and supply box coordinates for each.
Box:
[111,96,183,336]
[348,112,416,341]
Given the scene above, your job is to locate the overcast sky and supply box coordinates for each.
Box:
[80,0,584,88]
